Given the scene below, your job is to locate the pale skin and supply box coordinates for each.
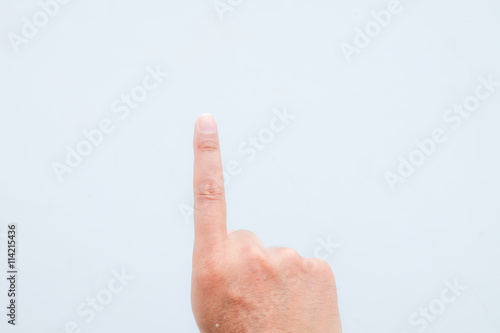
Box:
[191,114,342,333]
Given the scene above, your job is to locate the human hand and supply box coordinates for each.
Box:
[191,114,342,333]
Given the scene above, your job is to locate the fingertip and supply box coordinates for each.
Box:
[196,113,217,134]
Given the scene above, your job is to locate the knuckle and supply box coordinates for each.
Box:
[197,140,219,153]
[243,246,270,273]
[196,179,225,202]
[309,258,334,276]
[245,246,267,263]
[228,230,264,249]
[232,230,260,243]
[280,248,302,265]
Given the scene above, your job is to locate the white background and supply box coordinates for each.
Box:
[1,0,499,332]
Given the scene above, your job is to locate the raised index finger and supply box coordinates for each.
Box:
[193,114,227,254]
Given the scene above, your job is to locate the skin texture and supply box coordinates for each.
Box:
[191,114,342,333]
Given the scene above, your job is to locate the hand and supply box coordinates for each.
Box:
[191,114,342,333]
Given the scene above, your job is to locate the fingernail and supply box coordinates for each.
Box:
[198,113,217,134]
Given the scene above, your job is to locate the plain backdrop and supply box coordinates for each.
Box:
[1,0,499,332]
